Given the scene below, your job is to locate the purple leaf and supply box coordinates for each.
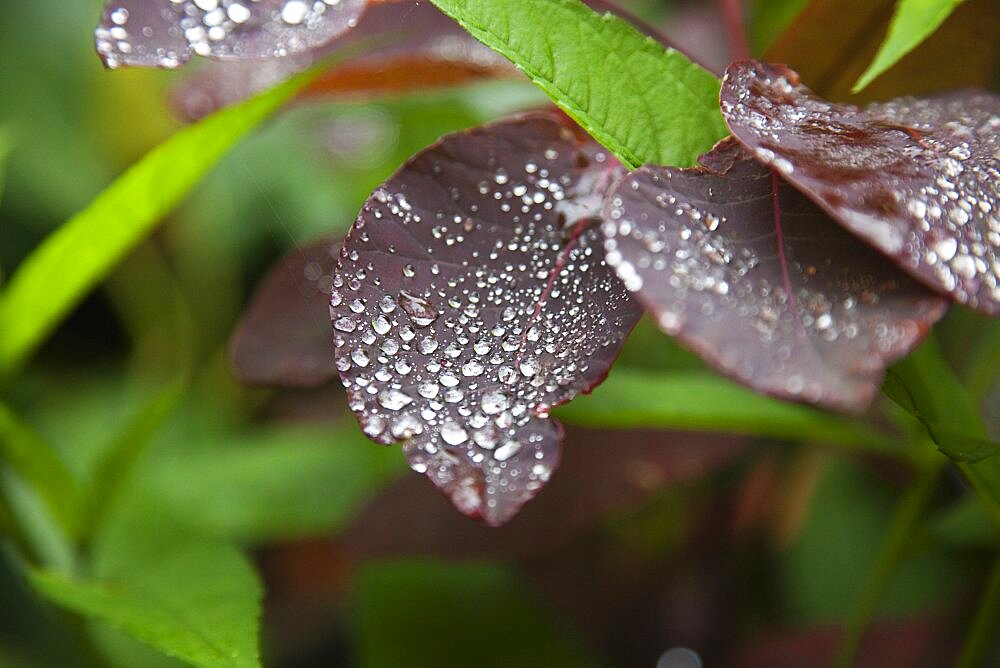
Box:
[721,60,1000,314]
[330,112,642,525]
[229,237,340,388]
[602,138,948,412]
[94,0,367,69]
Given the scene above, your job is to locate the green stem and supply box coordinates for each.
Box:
[834,460,942,668]
[958,555,1000,668]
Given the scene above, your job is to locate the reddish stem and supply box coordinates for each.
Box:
[720,0,751,60]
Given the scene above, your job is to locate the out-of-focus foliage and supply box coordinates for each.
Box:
[0,1,997,667]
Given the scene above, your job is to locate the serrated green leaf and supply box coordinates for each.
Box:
[143,426,404,542]
[29,540,261,668]
[0,67,323,380]
[429,0,727,168]
[853,0,965,92]
[554,369,898,453]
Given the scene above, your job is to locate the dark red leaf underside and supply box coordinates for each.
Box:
[603,138,948,412]
[330,112,641,525]
[721,60,1000,314]
[94,0,367,69]
[229,237,341,388]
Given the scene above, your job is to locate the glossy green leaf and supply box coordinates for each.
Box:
[0,402,81,536]
[853,0,965,92]
[0,68,322,380]
[887,338,1000,526]
[353,559,597,668]
[554,369,898,453]
[885,339,999,462]
[29,540,261,668]
[143,426,404,542]
[428,0,727,168]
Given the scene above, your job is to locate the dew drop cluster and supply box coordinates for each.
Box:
[604,139,947,412]
[330,113,640,525]
[95,0,365,69]
[721,61,1000,314]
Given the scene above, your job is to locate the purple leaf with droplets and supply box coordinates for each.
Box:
[94,0,367,69]
[602,138,948,412]
[721,60,1000,314]
[229,237,340,388]
[330,112,642,525]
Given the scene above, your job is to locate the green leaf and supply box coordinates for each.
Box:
[29,540,261,668]
[353,559,597,668]
[428,0,727,168]
[30,485,264,668]
[0,68,322,380]
[0,401,82,536]
[82,379,186,535]
[554,369,899,453]
[885,339,999,462]
[143,426,404,542]
[887,337,1000,526]
[853,0,965,92]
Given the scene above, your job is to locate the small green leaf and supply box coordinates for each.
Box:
[554,369,898,453]
[428,0,727,168]
[887,337,1000,526]
[0,67,322,380]
[0,402,82,536]
[885,339,999,463]
[29,540,261,668]
[143,426,404,542]
[353,559,597,668]
[853,0,965,92]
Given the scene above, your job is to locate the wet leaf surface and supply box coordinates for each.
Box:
[329,112,641,525]
[603,138,947,412]
[229,238,339,388]
[95,0,367,69]
[721,60,1000,314]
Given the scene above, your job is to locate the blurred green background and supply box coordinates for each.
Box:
[0,1,997,666]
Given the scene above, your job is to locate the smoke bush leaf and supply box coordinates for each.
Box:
[428,0,727,168]
[229,238,340,388]
[721,61,1000,314]
[94,0,367,69]
[854,0,966,93]
[330,112,641,525]
[603,138,947,412]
